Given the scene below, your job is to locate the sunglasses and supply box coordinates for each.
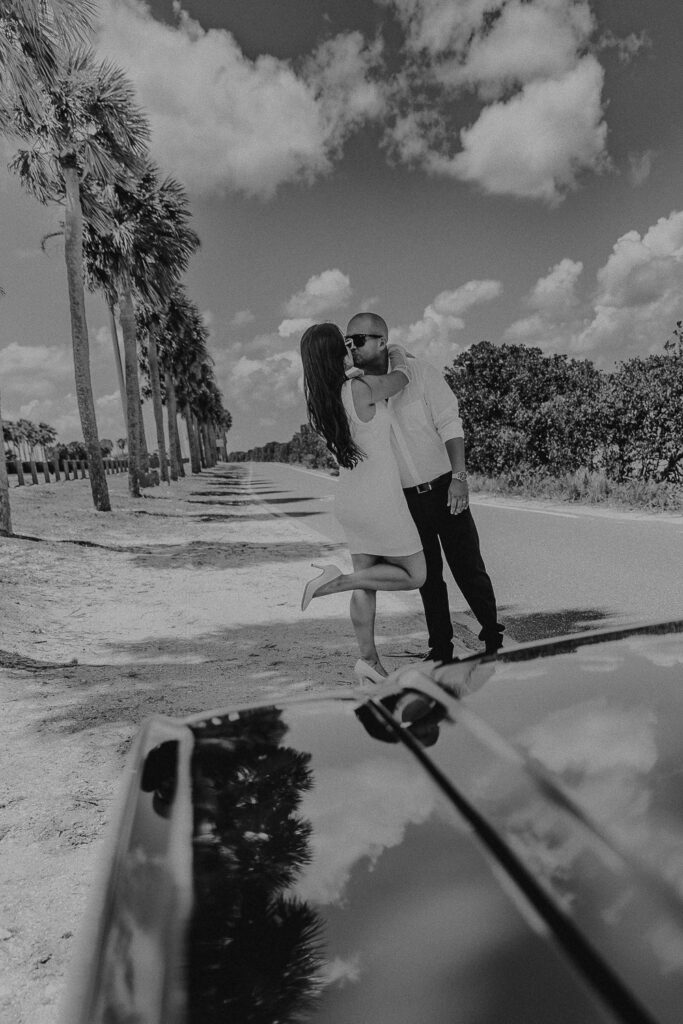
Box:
[344,333,384,349]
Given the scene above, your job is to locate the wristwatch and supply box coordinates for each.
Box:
[451,471,468,482]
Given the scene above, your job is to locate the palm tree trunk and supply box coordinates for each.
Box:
[108,302,127,422]
[184,405,202,474]
[147,328,169,483]
[175,420,185,477]
[164,370,180,481]
[0,389,12,536]
[118,269,142,497]
[62,161,111,512]
[195,415,207,468]
[208,422,218,464]
[137,396,153,481]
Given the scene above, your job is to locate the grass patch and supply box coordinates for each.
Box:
[469,469,683,513]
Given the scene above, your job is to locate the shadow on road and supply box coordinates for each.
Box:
[126,538,343,569]
[494,606,616,645]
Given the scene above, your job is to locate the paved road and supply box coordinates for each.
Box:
[241,461,683,650]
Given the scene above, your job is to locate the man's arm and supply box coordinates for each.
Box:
[422,363,469,516]
[445,437,469,516]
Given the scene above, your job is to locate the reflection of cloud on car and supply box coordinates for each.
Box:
[63,618,683,1024]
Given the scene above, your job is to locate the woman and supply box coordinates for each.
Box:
[299,323,426,683]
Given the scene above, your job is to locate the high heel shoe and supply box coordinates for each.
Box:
[301,562,342,611]
[353,658,388,685]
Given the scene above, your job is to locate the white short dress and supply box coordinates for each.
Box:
[334,380,422,557]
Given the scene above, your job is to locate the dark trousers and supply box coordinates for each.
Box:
[404,477,503,654]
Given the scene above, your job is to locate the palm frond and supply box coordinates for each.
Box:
[8,144,61,203]
[0,0,95,110]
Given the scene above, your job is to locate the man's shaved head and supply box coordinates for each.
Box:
[346,312,388,337]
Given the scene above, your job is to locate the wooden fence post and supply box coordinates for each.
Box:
[14,460,25,486]
[42,460,50,483]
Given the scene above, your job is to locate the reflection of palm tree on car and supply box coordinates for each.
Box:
[189,707,325,1024]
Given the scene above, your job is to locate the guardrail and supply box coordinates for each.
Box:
[4,457,129,486]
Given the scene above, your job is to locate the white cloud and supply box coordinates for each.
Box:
[627,150,655,188]
[504,211,683,362]
[0,342,73,403]
[528,258,584,316]
[294,758,435,905]
[432,279,502,316]
[576,211,683,359]
[302,31,386,153]
[391,279,502,366]
[96,2,383,198]
[381,2,609,202]
[231,309,255,328]
[284,268,352,317]
[432,57,607,202]
[599,29,650,63]
[224,348,303,412]
[436,0,595,99]
[317,955,362,989]
[278,318,315,339]
[519,699,658,776]
[380,0,494,57]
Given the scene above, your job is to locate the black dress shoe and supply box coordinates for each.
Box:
[422,649,454,665]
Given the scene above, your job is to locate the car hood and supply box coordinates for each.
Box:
[67,621,683,1024]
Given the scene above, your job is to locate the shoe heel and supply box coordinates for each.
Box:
[353,659,387,684]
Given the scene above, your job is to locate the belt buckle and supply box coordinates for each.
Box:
[416,481,431,494]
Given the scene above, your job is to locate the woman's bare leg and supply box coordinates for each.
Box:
[349,555,383,670]
[313,550,426,600]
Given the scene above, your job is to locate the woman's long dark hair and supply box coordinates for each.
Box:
[300,323,365,469]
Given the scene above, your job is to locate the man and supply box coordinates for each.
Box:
[345,311,504,660]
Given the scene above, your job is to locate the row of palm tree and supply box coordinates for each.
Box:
[0,0,231,535]
[3,416,57,463]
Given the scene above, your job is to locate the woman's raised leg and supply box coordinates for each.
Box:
[306,550,426,602]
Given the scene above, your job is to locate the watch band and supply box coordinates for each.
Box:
[451,471,468,482]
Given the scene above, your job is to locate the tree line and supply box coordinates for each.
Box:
[230,330,683,487]
[0,0,231,536]
[228,423,337,472]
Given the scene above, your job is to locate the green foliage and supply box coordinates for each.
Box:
[603,353,683,482]
[443,338,682,485]
[444,341,608,476]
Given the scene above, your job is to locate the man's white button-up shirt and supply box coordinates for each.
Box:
[388,356,464,488]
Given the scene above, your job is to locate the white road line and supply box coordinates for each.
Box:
[471,501,580,519]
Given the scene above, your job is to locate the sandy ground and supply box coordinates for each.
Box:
[0,463,431,1024]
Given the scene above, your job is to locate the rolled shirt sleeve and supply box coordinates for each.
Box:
[423,362,464,442]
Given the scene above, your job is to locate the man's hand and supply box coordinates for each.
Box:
[448,477,469,515]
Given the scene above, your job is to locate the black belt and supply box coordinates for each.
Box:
[403,471,452,495]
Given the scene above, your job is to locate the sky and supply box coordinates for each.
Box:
[1,0,682,453]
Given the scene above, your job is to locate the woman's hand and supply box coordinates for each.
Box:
[387,343,411,383]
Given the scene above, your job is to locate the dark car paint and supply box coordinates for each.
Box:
[63,620,683,1024]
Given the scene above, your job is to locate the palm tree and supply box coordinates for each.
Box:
[87,164,200,488]
[1,1,96,530]
[0,307,11,526]
[168,298,214,475]
[5,45,149,510]
[136,172,200,484]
